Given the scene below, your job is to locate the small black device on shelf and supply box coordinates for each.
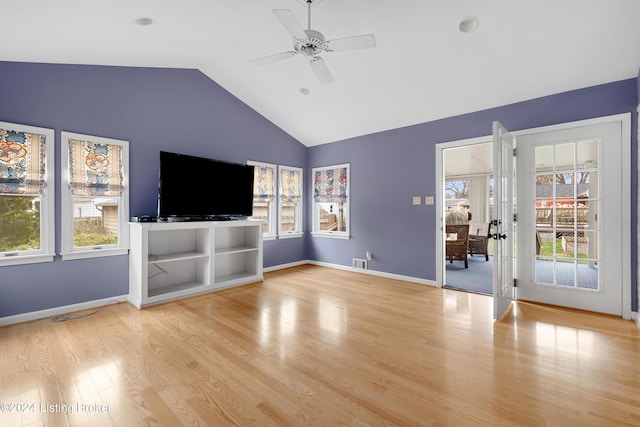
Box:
[157,151,254,221]
[131,215,157,223]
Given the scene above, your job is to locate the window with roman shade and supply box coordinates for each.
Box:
[312,164,349,238]
[0,130,45,195]
[249,161,276,238]
[279,165,303,236]
[61,132,129,260]
[68,139,124,197]
[0,121,55,266]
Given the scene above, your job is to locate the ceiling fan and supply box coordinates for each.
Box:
[250,0,376,85]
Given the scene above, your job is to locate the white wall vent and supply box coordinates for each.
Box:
[352,258,368,270]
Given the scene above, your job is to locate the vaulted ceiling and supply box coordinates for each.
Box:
[3,0,639,147]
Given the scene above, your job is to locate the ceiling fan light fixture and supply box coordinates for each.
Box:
[296,0,326,7]
[251,2,375,85]
[459,16,479,33]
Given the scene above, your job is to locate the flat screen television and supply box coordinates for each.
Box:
[158,151,254,220]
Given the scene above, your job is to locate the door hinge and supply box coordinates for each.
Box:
[513,147,517,156]
[513,279,518,288]
[513,213,517,222]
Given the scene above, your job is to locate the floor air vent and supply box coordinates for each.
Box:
[352,258,368,270]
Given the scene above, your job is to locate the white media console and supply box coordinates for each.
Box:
[128,220,263,308]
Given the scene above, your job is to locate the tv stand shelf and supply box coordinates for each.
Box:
[149,251,208,263]
[215,246,257,255]
[128,220,263,308]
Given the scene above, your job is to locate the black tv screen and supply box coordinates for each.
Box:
[158,151,254,219]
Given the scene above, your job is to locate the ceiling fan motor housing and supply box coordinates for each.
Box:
[295,29,325,56]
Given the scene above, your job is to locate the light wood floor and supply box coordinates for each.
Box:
[1,265,640,426]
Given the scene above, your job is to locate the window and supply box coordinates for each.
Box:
[279,165,303,237]
[249,161,276,239]
[445,178,471,224]
[312,164,349,239]
[0,122,55,266]
[61,132,129,260]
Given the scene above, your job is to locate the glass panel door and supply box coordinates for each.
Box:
[492,121,515,320]
[515,118,626,316]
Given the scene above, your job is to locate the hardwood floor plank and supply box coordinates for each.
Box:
[1,265,640,426]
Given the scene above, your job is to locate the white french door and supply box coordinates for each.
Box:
[438,115,630,319]
[515,119,629,316]
[492,121,515,320]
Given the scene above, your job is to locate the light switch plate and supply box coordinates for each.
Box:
[425,196,434,205]
[412,196,421,205]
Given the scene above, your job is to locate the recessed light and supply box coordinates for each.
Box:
[459,16,479,33]
[300,88,311,95]
[135,17,156,26]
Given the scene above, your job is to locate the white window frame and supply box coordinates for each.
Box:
[311,163,350,239]
[60,131,129,260]
[0,121,55,266]
[248,160,277,240]
[278,165,303,239]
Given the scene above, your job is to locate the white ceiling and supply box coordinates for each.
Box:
[3,0,640,147]
[444,142,493,178]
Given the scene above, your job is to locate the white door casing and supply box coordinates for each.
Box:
[435,114,630,319]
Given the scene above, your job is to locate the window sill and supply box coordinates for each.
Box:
[278,232,304,239]
[311,232,350,240]
[61,248,129,261]
[0,253,55,267]
[263,234,277,241]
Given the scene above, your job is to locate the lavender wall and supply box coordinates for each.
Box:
[0,61,636,319]
[308,79,638,310]
[0,61,306,317]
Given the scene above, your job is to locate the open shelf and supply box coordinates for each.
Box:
[215,272,261,284]
[129,220,263,308]
[149,251,209,263]
[215,246,259,255]
[148,281,205,298]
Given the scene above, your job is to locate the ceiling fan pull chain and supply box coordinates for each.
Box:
[307,0,312,31]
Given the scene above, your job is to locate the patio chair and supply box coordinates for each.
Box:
[446,224,469,268]
[468,222,491,261]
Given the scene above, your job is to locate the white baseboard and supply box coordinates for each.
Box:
[1,262,433,327]
[0,295,128,327]
[307,260,437,287]
[263,260,309,273]
[264,259,436,287]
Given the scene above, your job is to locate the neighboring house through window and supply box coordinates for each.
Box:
[60,132,129,260]
[0,122,55,266]
[312,163,350,239]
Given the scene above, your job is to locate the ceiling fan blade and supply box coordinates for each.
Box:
[272,9,307,40]
[250,51,297,67]
[324,34,376,52]
[309,57,334,85]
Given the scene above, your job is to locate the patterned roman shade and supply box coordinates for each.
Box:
[280,168,301,202]
[0,128,46,195]
[68,139,124,197]
[313,167,347,203]
[253,165,275,202]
